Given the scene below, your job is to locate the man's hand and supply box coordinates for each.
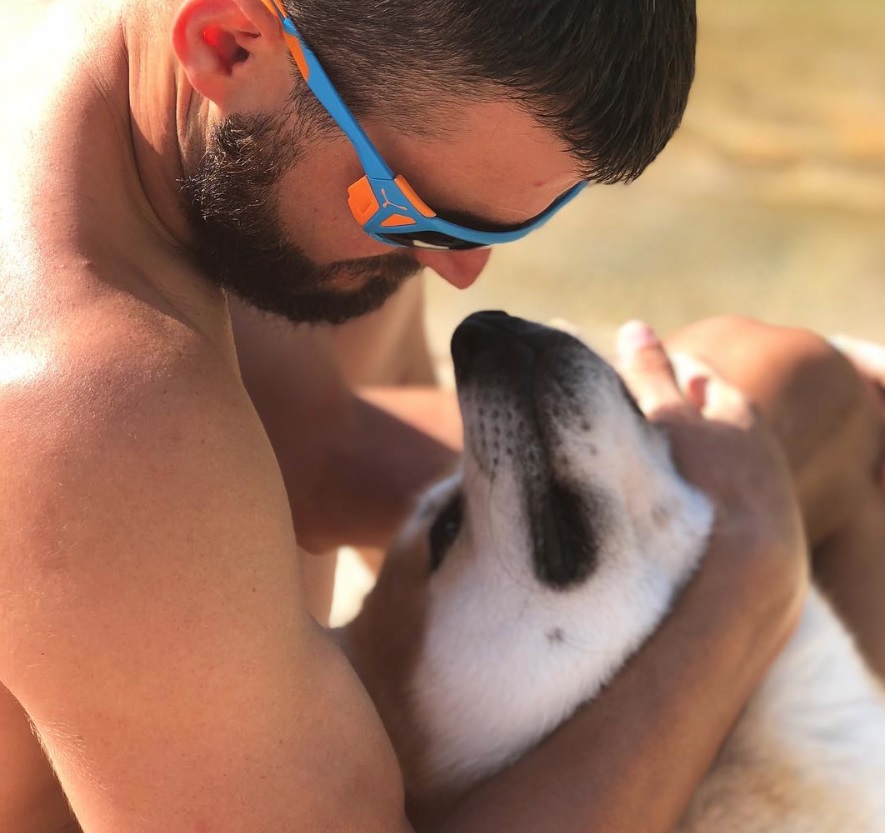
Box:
[831,335,885,487]
[617,320,809,679]
[832,335,885,396]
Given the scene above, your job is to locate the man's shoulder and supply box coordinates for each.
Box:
[0,296,301,672]
[0,304,413,833]
[0,299,283,571]
[3,298,240,445]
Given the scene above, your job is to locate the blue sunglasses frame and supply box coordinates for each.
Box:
[260,0,586,250]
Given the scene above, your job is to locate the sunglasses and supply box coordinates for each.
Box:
[258,0,586,250]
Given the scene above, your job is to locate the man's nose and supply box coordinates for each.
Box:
[412,248,492,289]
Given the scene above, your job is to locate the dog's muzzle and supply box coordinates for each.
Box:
[451,311,577,387]
[450,311,608,588]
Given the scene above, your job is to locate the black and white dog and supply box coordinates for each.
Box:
[344,311,885,832]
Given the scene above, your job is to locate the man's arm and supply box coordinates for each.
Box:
[0,342,413,833]
[231,303,461,553]
[438,546,799,833]
[668,318,885,678]
[235,311,807,833]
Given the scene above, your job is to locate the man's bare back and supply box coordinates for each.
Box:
[0,1,871,832]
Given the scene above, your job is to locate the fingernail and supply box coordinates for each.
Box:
[617,320,660,359]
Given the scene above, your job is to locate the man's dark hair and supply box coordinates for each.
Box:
[282,0,696,184]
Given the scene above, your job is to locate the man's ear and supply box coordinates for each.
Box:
[172,0,288,109]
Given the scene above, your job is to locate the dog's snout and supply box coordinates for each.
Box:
[452,312,520,386]
[451,311,571,386]
[451,312,506,375]
[453,312,545,350]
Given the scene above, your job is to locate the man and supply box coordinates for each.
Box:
[0,0,874,831]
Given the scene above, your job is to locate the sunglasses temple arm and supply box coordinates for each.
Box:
[273,23,395,181]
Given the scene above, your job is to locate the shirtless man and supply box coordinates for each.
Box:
[0,0,880,831]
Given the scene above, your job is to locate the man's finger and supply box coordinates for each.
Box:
[702,376,756,429]
[831,335,885,395]
[831,336,885,490]
[616,321,688,418]
[671,353,754,428]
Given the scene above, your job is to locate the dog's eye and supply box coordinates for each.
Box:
[429,494,464,571]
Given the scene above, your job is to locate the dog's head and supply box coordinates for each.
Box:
[344,312,713,817]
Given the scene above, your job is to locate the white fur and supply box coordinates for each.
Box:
[414,456,713,791]
[398,327,885,828]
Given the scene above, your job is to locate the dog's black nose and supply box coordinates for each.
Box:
[451,311,564,386]
[451,310,547,359]
[451,311,521,385]
[451,311,507,365]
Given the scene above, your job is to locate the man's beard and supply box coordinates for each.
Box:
[180,113,421,325]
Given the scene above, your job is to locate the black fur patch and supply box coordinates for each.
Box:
[530,482,604,588]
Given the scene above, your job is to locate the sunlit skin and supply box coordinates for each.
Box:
[0,1,883,833]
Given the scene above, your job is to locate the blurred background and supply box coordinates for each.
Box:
[424,0,885,363]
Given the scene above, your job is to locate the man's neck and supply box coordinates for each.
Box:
[122,0,206,250]
[0,0,231,350]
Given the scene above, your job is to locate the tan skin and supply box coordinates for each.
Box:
[244,307,885,833]
[667,317,885,676]
[0,1,879,832]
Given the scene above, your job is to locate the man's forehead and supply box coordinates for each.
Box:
[372,100,583,228]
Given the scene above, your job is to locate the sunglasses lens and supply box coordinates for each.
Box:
[377,231,486,251]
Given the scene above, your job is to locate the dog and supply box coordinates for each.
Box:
[342,311,885,832]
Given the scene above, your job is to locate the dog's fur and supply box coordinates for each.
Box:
[343,312,885,831]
